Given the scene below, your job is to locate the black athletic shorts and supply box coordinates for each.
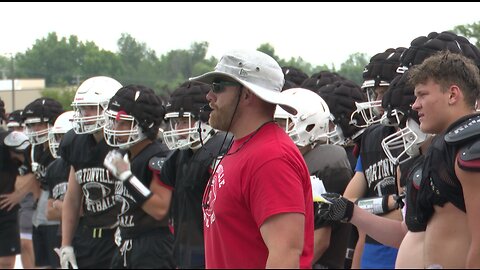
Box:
[72,223,117,269]
[32,224,61,268]
[0,214,21,257]
[110,227,174,269]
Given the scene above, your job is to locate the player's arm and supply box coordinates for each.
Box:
[313,226,331,262]
[317,193,407,248]
[104,151,172,220]
[140,172,172,220]
[261,212,304,268]
[46,198,62,221]
[343,171,367,202]
[455,152,480,268]
[61,166,82,247]
[0,172,38,211]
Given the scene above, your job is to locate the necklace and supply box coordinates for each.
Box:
[225,120,275,156]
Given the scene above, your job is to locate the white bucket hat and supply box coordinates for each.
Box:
[190,50,298,115]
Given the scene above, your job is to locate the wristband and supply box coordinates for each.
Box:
[343,199,354,223]
[356,195,390,215]
[123,174,152,206]
[119,170,133,182]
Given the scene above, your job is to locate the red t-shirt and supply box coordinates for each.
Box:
[203,122,313,268]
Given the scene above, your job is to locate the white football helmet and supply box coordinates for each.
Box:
[4,131,30,153]
[71,76,122,134]
[103,109,146,149]
[275,88,330,147]
[48,111,74,158]
[381,118,431,165]
[163,112,214,150]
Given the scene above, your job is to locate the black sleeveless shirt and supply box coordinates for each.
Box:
[118,140,171,239]
[59,130,120,228]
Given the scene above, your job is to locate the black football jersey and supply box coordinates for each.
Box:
[23,143,55,189]
[59,130,119,228]
[46,158,70,201]
[117,140,171,239]
[160,131,231,268]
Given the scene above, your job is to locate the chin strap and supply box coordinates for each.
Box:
[196,121,215,149]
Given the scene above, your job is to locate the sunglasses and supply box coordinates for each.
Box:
[211,81,242,94]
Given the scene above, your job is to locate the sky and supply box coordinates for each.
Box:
[1,2,480,68]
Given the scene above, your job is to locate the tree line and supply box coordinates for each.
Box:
[0,21,478,110]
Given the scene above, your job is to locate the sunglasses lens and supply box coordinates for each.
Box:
[212,83,222,93]
[211,81,241,94]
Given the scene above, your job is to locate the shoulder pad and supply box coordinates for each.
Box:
[148,156,166,172]
[457,140,480,172]
[412,166,423,189]
[445,114,480,145]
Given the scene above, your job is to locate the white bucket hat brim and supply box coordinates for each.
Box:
[191,70,297,115]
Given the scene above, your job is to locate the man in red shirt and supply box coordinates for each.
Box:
[191,50,313,268]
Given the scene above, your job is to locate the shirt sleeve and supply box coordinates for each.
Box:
[58,130,77,166]
[247,157,307,228]
[355,155,363,172]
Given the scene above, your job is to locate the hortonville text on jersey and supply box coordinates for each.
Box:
[75,168,115,184]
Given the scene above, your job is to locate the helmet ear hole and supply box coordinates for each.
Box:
[306,124,315,133]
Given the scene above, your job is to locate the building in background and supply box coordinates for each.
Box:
[0,79,44,112]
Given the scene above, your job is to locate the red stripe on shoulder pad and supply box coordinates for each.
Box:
[458,157,480,172]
